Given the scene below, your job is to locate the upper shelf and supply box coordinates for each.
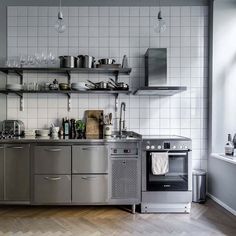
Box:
[0,67,132,75]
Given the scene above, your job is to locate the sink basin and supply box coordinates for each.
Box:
[110,131,142,140]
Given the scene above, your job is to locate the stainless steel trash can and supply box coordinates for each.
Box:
[192,169,206,203]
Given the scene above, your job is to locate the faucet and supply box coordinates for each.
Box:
[119,102,126,136]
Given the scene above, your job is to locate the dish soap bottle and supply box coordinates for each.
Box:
[225,134,234,156]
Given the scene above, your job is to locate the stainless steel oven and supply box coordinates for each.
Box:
[146,150,189,191]
[141,135,192,213]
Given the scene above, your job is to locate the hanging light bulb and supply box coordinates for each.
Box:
[153,0,166,34]
[55,0,66,33]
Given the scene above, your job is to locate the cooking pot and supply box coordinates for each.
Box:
[109,78,129,90]
[78,55,95,68]
[87,80,109,89]
[59,56,77,68]
[98,58,116,65]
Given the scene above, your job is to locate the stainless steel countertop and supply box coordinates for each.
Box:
[0,131,142,144]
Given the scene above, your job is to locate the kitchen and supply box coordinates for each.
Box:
[0,0,235,235]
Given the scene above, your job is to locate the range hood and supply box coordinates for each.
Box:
[134,48,187,96]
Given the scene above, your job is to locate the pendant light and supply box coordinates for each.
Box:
[153,0,166,34]
[55,0,66,33]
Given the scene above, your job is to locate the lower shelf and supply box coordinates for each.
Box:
[0,90,132,111]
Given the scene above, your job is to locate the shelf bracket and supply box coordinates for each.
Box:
[66,70,71,85]
[67,92,71,111]
[15,70,23,84]
[15,92,24,111]
[114,71,119,83]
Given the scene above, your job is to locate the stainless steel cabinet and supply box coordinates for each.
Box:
[5,144,30,201]
[34,146,71,174]
[34,175,71,204]
[72,145,108,174]
[72,175,108,203]
[111,159,140,200]
[0,145,4,200]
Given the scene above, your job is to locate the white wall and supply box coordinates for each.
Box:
[6,6,208,170]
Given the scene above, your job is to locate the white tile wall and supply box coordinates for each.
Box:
[7,6,208,170]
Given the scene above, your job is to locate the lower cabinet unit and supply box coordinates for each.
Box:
[72,175,108,204]
[0,145,4,200]
[5,144,30,201]
[111,159,139,201]
[34,175,71,204]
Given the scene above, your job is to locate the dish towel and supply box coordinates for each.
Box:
[151,152,169,175]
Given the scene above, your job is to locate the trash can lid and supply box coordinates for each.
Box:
[193,169,206,176]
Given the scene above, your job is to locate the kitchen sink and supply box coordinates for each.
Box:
[111,131,142,140]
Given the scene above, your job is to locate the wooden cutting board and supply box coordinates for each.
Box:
[85,110,104,139]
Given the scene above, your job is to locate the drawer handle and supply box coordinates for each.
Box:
[82,147,102,151]
[81,176,96,180]
[45,149,62,152]
[44,177,61,181]
[7,146,23,149]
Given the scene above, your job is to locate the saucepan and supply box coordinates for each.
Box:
[87,80,109,89]
[59,56,78,68]
[109,78,129,90]
[98,58,116,65]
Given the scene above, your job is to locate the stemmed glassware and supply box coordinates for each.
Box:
[5,52,58,68]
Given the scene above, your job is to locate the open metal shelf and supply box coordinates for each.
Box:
[0,67,132,111]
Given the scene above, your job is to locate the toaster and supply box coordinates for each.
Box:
[2,120,25,136]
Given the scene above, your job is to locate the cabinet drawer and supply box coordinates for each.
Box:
[72,146,108,174]
[34,146,71,174]
[34,175,71,203]
[72,175,108,203]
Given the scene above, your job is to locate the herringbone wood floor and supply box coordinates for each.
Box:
[0,199,235,236]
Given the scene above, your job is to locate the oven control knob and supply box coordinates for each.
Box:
[173,145,176,149]
[184,146,188,149]
[146,145,150,150]
[151,145,155,149]
[157,145,162,149]
[179,145,183,149]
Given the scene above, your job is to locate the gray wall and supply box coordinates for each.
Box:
[209,0,236,213]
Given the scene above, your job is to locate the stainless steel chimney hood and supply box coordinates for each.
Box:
[134,48,187,96]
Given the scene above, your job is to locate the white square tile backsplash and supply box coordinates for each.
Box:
[7,6,208,170]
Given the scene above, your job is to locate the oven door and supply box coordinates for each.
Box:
[146,151,189,191]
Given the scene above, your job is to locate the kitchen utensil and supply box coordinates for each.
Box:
[78,55,95,68]
[87,80,109,89]
[98,58,115,65]
[122,55,129,68]
[24,129,36,137]
[59,56,78,68]
[85,110,104,139]
[109,113,112,125]
[59,83,70,90]
[71,82,88,91]
[109,78,129,90]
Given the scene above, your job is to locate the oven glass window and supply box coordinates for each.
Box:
[146,151,188,191]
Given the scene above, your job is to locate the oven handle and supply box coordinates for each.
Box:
[168,152,187,156]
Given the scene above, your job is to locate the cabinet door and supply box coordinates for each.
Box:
[34,175,71,204]
[111,159,139,200]
[72,146,108,174]
[5,144,30,201]
[0,145,4,200]
[72,175,108,203]
[34,146,71,174]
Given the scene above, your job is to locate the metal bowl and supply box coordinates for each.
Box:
[98,58,115,65]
